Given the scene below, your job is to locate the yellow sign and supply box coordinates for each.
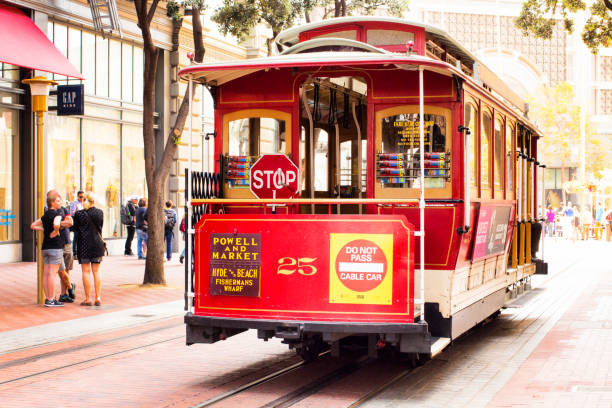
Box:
[329,233,394,305]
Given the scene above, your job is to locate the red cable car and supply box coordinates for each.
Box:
[180,17,547,359]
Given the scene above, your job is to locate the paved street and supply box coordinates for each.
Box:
[0,239,611,407]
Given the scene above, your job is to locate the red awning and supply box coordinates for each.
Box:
[0,3,84,79]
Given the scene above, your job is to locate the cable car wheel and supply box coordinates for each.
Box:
[294,335,328,362]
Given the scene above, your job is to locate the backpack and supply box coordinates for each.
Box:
[120,204,132,225]
[164,209,176,230]
[179,217,186,233]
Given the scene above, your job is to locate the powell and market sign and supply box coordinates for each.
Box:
[56,84,84,116]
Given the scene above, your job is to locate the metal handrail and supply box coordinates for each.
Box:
[190,198,419,205]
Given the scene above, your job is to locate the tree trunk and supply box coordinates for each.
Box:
[133,2,205,285]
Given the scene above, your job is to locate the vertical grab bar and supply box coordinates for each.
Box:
[352,101,363,215]
[418,66,426,324]
[187,77,194,314]
[301,87,315,214]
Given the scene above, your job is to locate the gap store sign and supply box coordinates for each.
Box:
[57,84,84,116]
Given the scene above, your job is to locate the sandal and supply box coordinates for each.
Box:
[94,300,102,306]
[80,300,93,306]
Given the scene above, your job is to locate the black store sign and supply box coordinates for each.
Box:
[57,84,84,116]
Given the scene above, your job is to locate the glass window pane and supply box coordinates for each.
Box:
[494,119,504,193]
[54,23,68,82]
[46,114,81,203]
[68,28,81,84]
[122,125,146,236]
[506,124,514,197]
[465,103,478,194]
[0,108,20,241]
[121,44,133,102]
[228,117,286,156]
[82,119,120,238]
[96,36,109,97]
[133,46,143,104]
[481,112,492,191]
[380,112,448,189]
[314,128,328,191]
[109,40,121,100]
[82,32,95,95]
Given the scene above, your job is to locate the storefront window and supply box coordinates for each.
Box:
[109,40,122,100]
[122,44,133,102]
[0,109,19,242]
[133,46,143,103]
[122,125,147,203]
[82,31,95,95]
[46,115,80,204]
[96,36,109,97]
[83,120,120,238]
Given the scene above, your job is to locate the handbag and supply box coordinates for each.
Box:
[85,209,108,256]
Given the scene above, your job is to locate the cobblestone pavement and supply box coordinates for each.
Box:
[358,239,612,408]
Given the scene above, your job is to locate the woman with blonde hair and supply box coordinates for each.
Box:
[72,192,105,306]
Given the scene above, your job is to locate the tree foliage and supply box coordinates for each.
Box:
[516,0,612,53]
[526,82,605,185]
[313,0,407,19]
[212,0,309,54]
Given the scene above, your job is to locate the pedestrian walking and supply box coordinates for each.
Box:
[30,190,73,307]
[57,205,76,303]
[580,206,592,240]
[594,202,604,240]
[121,195,138,256]
[70,191,84,257]
[164,200,177,261]
[546,206,556,237]
[135,198,148,259]
[73,193,105,307]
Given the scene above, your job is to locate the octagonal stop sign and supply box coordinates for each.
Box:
[249,154,300,199]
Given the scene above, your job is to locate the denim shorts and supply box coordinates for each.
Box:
[42,248,64,267]
[79,257,102,264]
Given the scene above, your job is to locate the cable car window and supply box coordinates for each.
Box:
[314,128,329,192]
[481,111,492,193]
[228,117,286,156]
[367,30,414,46]
[506,123,514,198]
[465,103,478,195]
[316,30,357,41]
[379,113,448,189]
[494,118,504,194]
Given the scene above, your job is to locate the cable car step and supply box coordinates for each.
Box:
[430,336,451,357]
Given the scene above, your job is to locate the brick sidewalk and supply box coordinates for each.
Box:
[0,256,185,333]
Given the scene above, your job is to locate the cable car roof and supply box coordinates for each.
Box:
[178,51,451,85]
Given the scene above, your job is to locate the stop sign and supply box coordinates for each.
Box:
[249,154,299,199]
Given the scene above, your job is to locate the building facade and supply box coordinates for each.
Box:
[0,0,250,262]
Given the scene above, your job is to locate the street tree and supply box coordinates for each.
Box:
[516,0,612,52]
[309,0,407,19]
[212,0,310,55]
[132,0,205,284]
[526,82,606,204]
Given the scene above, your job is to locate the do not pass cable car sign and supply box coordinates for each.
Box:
[249,154,299,199]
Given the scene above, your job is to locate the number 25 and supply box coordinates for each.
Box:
[277,257,318,276]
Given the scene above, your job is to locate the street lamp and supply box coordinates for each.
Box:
[22,76,58,304]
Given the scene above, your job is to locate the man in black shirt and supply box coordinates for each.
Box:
[135,198,148,259]
[30,190,73,307]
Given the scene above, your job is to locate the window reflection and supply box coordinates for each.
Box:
[481,112,492,192]
[228,117,286,156]
[494,119,504,193]
[83,120,120,238]
[0,109,19,242]
[46,115,80,205]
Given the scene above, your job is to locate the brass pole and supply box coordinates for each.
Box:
[36,111,44,304]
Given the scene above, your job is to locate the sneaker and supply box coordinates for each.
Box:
[44,299,64,307]
[59,294,74,303]
[179,255,184,264]
[68,283,76,300]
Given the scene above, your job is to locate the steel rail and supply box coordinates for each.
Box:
[191,351,330,408]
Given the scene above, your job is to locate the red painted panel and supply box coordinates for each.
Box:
[220,69,295,105]
[368,69,454,101]
[194,214,414,323]
[375,206,459,269]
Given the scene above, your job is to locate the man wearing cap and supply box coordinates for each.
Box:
[123,195,139,256]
